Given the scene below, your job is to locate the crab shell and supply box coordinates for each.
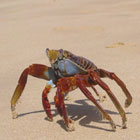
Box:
[46,48,98,78]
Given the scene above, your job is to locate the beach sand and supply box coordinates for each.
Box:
[0,0,140,139]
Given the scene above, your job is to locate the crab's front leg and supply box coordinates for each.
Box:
[55,78,76,131]
[42,80,56,121]
[11,64,57,119]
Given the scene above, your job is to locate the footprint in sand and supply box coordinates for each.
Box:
[106,42,136,48]
[53,25,104,33]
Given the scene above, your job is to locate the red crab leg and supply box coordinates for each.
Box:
[42,84,53,121]
[89,71,127,128]
[11,64,53,119]
[99,69,132,108]
[56,89,70,124]
[54,94,63,117]
[55,77,77,131]
[55,90,74,131]
[91,85,99,96]
[76,77,116,131]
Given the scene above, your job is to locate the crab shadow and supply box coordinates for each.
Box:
[18,99,132,132]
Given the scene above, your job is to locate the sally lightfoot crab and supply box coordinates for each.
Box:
[11,49,132,131]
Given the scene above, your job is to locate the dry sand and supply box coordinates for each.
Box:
[0,0,140,139]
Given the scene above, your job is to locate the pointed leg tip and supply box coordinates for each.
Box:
[111,124,116,131]
[66,119,75,132]
[45,114,53,121]
[125,99,132,108]
[121,122,127,129]
[121,120,127,129]
[110,120,116,131]
[12,111,18,119]
[66,125,75,132]
[48,117,53,122]
[121,125,127,129]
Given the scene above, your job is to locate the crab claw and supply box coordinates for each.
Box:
[11,64,56,119]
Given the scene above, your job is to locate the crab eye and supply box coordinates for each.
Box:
[59,49,63,54]
[46,48,49,56]
[58,49,64,59]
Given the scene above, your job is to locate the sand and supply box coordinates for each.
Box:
[0,0,140,139]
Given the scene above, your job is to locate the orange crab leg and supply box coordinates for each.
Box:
[99,69,132,108]
[11,64,56,119]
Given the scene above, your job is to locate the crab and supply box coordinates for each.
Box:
[11,48,132,131]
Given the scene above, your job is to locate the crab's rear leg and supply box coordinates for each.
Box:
[99,69,132,108]
[89,71,127,128]
[11,64,56,119]
[76,76,116,131]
